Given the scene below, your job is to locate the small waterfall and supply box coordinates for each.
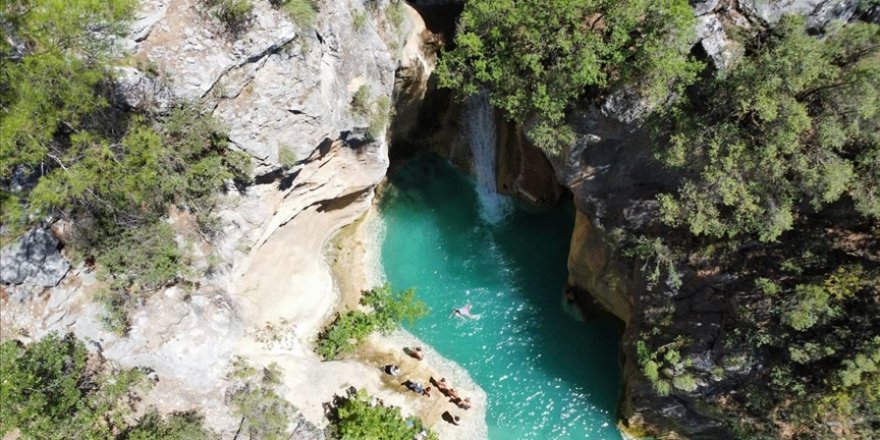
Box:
[466,94,512,224]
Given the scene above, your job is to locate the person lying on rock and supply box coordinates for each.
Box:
[430,376,449,393]
[404,346,424,360]
[452,397,471,410]
[446,387,459,400]
[442,411,461,426]
[403,380,425,394]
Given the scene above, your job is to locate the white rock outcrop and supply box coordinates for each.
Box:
[739,0,857,26]
[1,0,486,438]
[0,228,70,287]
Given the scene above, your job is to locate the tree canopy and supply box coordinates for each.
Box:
[655,17,880,242]
[437,0,699,152]
[316,283,428,359]
[0,333,213,440]
[1,0,251,239]
[332,389,438,440]
[1,0,252,333]
[0,0,136,181]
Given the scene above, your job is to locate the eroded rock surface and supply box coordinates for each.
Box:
[2,1,488,438]
[0,228,70,287]
[739,0,857,26]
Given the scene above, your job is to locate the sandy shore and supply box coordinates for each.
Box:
[327,206,489,439]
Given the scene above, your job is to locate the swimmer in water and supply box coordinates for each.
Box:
[451,303,480,320]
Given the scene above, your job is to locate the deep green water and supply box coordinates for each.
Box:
[379,154,623,440]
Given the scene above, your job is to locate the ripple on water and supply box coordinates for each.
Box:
[380,154,623,440]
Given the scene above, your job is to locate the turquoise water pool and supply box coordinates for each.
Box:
[379,154,623,440]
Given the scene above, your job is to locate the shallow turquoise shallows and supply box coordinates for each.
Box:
[379,154,623,440]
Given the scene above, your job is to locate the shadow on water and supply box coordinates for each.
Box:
[380,153,623,440]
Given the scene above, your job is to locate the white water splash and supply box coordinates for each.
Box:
[362,208,388,288]
[466,94,512,224]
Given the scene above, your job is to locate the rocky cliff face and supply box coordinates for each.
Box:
[526,1,873,438]
[1,0,448,437]
[475,0,874,438]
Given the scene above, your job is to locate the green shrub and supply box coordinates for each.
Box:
[226,357,296,440]
[783,284,837,331]
[282,0,317,28]
[636,336,694,396]
[1,333,139,438]
[316,310,375,359]
[351,84,372,117]
[0,333,213,439]
[350,88,390,140]
[203,0,254,31]
[755,277,780,296]
[654,17,880,242]
[623,235,682,290]
[672,373,699,392]
[96,222,183,292]
[653,380,671,396]
[91,221,183,335]
[385,0,405,32]
[124,411,214,440]
[437,0,699,154]
[330,389,438,440]
[95,288,131,335]
[353,10,368,31]
[316,284,428,359]
[278,145,298,168]
[367,96,390,140]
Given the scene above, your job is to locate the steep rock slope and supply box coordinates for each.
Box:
[0,1,483,438]
[533,1,875,438]
[394,0,874,438]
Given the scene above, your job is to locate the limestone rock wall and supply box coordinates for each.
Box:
[545,1,864,438]
[0,1,446,437]
[473,1,866,438]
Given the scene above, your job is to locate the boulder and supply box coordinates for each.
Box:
[696,14,738,70]
[0,228,70,287]
[114,66,174,111]
[738,0,855,27]
[691,0,721,15]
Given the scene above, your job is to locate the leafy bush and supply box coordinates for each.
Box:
[124,411,214,440]
[316,310,376,360]
[0,333,214,439]
[203,0,254,31]
[783,284,836,331]
[350,87,390,140]
[623,235,682,290]
[330,389,438,440]
[277,0,317,28]
[635,337,696,396]
[278,145,298,168]
[654,17,880,242]
[385,0,405,32]
[316,284,428,359]
[352,10,368,32]
[97,222,183,291]
[672,373,698,392]
[95,287,133,335]
[367,96,391,140]
[226,357,296,440]
[350,84,372,117]
[90,221,184,334]
[437,0,699,153]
